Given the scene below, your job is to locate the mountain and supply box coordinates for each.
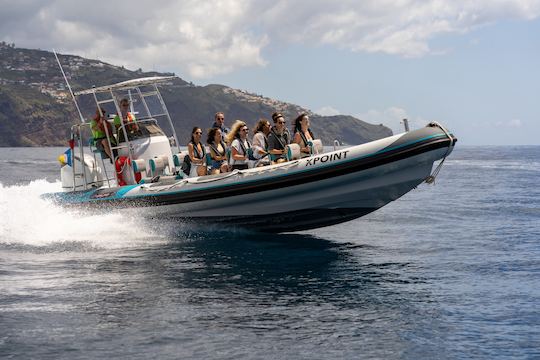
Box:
[0,43,392,146]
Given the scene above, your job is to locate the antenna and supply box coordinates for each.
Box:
[53,49,85,124]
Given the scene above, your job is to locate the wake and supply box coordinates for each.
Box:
[0,179,166,250]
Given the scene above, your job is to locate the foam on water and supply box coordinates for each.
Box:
[0,179,167,250]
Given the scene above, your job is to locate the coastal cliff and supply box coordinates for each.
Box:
[0,44,392,146]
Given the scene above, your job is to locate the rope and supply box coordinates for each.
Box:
[141,179,187,192]
[187,169,240,183]
[142,169,243,192]
[140,159,301,192]
[425,121,453,184]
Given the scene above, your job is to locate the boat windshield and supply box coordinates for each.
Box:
[118,120,166,143]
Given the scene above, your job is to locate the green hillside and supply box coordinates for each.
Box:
[0,43,392,146]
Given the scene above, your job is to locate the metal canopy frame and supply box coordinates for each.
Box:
[74,76,177,96]
[69,76,181,190]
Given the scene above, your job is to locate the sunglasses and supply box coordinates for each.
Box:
[217,117,224,120]
[195,132,202,135]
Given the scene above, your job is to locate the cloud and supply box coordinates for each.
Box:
[260,0,540,57]
[0,0,268,78]
[495,119,523,128]
[1,0,539,77]
[507,119,523,128]
[356,106,431,133]
[315,106,341,116]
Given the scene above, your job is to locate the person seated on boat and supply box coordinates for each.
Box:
[187,127,207,177]
[207,127,230,175]
[114,98,139,142]
[252,118,271,166]
[267,112,290,164]
[292,113,315,158]
[226,120,252,171]
[212,112,230,135]
[90,107,116,161]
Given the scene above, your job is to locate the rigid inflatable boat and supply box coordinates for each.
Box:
[44,76,457,232]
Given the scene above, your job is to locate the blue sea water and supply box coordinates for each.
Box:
[0,146,539,359]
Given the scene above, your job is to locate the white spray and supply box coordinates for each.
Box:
[0,180,167,250]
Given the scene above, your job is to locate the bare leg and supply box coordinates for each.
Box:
[101,139,113,160]
[197,165,207,177]
[220,163,230,173]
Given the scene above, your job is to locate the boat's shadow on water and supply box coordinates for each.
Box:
[154,227,421,308]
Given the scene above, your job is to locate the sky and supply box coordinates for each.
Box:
[1,0,539,145]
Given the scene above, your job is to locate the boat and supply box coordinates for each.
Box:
[44,76,457,233]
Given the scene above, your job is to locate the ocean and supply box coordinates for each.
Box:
[0,146,539,359]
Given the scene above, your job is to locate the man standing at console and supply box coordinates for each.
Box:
[114,98,139,142]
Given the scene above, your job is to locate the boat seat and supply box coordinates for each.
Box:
[149,155,170,177]
[89,137,118,160]
[89,138,107,159]
[89,138,99,152]
[268,153,278,162]
[286,143,301,160]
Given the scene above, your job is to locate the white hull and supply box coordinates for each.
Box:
[143,148,439,218]
[48,125,456,232]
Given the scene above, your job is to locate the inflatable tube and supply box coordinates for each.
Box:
[286,143,301,160]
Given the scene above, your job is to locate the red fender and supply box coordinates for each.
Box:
[115,157,141,186]
[115,156,128,186]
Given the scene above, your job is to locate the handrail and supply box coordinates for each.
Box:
[425,121,454,184]
[71,122,117,189]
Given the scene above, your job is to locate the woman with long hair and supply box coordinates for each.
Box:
[226,120,252,170]
[252,118,271,166]
[187,127,207,177]
[207,127,229,174]
[292,113,314,157]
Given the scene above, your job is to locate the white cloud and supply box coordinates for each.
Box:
[0,0,267,78]
[261,0,540,57]
[507,119,523,128]
[495,119,523,128]
[315,106,341,116]
[356,106,430,133]
[1,0,539,77]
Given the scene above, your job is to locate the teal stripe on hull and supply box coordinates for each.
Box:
[51,130,452,204]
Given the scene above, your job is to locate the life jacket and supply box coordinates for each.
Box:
[270,128,288,150]
[298,129,314,149]
[237,137,251,156]
[209,141,227,158]
[190,141,206,159]
[91,117,113,139]
[114,112,136,127]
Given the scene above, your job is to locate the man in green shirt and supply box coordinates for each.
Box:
[90,107,115,160]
